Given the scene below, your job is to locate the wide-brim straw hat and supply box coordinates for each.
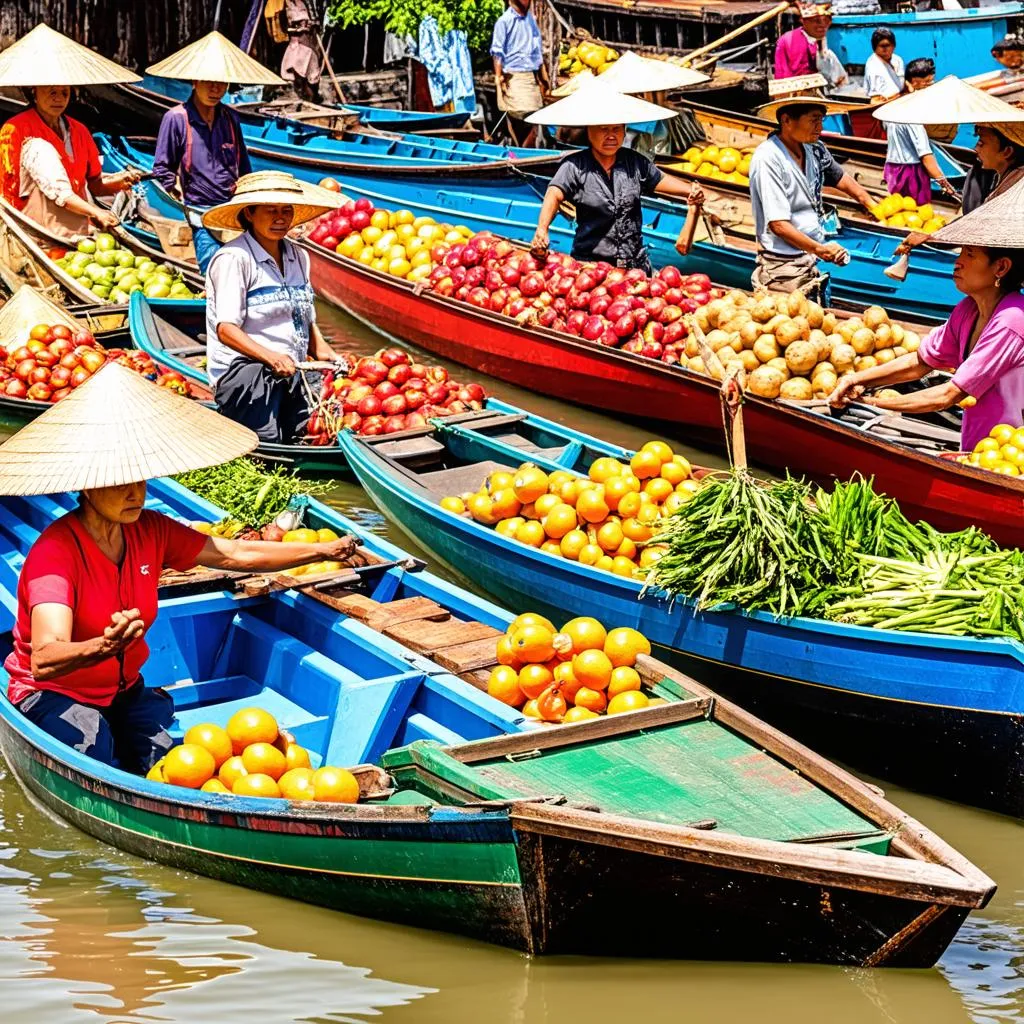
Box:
[875,75,1024,128]
[0,23,140,87]
[527,79,677,126]
[756,93,846,122]
[203,171,342,231]
[598,51,709,94]
[929,177,1024,249]
[0,285,78,347]
[0,362,257,496]
[147,30,284,86]
[550,70,594,98]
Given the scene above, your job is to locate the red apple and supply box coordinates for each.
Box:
[381,347,410,367]
[80,349,106,374]
[381,394,407,416]
[350,210,370,231]
[29,366,50,385]
[27,382,52,402]
[4,378,26,397]
[357,395,382,416]
[388,364,413,386]
[34,349,57,367]
[70,366,90,388]
[14,358,36,382]
[581,315,604,341]
[648,279,667,298]
[383,414,407,433]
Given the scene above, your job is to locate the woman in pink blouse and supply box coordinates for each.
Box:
[828,181,1024,450]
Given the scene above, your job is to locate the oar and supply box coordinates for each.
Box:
[681,1,790,67]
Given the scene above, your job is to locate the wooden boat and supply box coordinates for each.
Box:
[127,293,352,477]
[0,478,997,962]
[337,415,1024,818]
[101,133,961,322]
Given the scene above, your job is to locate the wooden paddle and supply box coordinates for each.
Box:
[681,2,790,67]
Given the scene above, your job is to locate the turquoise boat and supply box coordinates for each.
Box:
[337,414,1024,818]
[0,480,994,962]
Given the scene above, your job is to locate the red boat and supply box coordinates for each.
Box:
[303,241,1024,546]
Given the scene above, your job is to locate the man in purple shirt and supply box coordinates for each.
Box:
[153,81,253,272]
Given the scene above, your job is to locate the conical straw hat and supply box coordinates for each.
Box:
[0,23,140,87]
[598,52,709,94]
[929,178,1024,249]
[0,361,257,496]
[550,69,594,98]
[202,170,342,231]
[874,75,1024,126]
[147,31,285,86]
[0,286,77,347]
[527,79,678,126]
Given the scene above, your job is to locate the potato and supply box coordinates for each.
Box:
[821,311,838,334]
[775,320,803,346]
[875,349,896,364]
[785,291,808,318]
[705,329,733,352]
[851,327,876,355]
[779,376,813,401]
[739,321,761,348]
[784,339,818,375]
[892,345,907,358]
[903,331,921,352]
[704,299,728,328]
[872,323,894,350]
[766,356,791,380]
[890,322,905,345]
[764,314,789,335]
[836,321,856,344]
[684,337,701,359]
[747,365,786,399]
[863,305,890,330]
[812,370,838,396]
[790,315,811,340]
[811,360,835,379]
[752,335,781,363]
[695,309,711,334]
[726,289,749,306]
[808,329,831,361]
[831,343,856,373]
[750,297,779,323]
[739,350,761,372]
[689,356,707,375]
[854,355,878,372]
[805,302,825,329]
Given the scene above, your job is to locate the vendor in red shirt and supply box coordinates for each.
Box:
[2,361,359,774]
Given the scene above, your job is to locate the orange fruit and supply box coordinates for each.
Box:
[490,488,522,519]
[611,556,637,578]
[974,437,1000,453]
[572,686,607,713]
[515,520,545,547]
[595,555,615,572]
[163,743,216,789]
[510,624,556,662]
[496,633,522,668]
[284,744,312,771]
[615,538,638,560]
[508,612,556,634]
[279,767,316,800]
[200,778,230,794]
[640,544,668,568]
[578,543,604,566]
[553,661,583,701]
[607,691,651,715]
[644,478,674,504]
[604,627,652,667]
[588,457,625,482]
[487,470,515,492]
[542,503,578,539]
[659,461,687,486]
[573,649,613,690]
[232,773,281,798]
[218,755,249,788]
[534,493,561,518]
[622,517,653,542]
[440,496,465,515]
[576,488,610,524]
[676,479,700,496]
[488,665,526,706]
[560,616,607,653]
[603,474,640,511]
[977,449,1002,470]
[617,491,643,519]
[596,520,624,553]
[467,493,497,524]
[226,707,279,754]
[559,529,588,560]
[540,540,563,557]
[183,722,233,768]
[313,766,360,803]
[990,424,1016,445]
[496,517,524,538]
[241,741,288,781]
[547,469,574,493]
[662,493,689,516]
[630,450,662,479]
[607,666,642,698]
[640,440,673,461]
[522,698,542,719]
[146,758,166,783]
[518,662,554,699]
[563,706,600,723]
[512,465,550,503]
[637,504,661,525]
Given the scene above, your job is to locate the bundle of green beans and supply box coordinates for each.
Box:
[175,459,327,528]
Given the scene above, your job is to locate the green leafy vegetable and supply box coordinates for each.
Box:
[326,0,504,54]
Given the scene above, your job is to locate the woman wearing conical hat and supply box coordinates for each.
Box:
[0,362,359,773]
[0,25,145,238]
[148,32,284,272]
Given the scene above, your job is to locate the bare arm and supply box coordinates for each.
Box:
[307,323,336,363]
[768,219,847,263]
[217,322,297,377]
[652,171,696,199]
[828,351,932,407]
[834,172,875,211]
[675,183,705,256]
[88,169,143,197]
[919,154,959,199]
[531,184,564,253]
[493,57,505,102]
[61,190,119,230]
[30,604,145,681]
[196,533,361,572]
[862,379,965,413]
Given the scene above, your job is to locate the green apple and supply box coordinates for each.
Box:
[76,238,96,254]
[65,263,83,278]
[143,281,171,299]
[95,251,117,268]
[91,284,110,298]
[110,288,130,304]
[119,273,139,290]
[116,251,135,268]
[94,233,116,252]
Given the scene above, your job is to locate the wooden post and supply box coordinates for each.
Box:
[681,1,790,66]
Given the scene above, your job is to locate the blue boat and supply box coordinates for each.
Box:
[337,414,1024,819]
[100,134,960,321]
[0,479,992,963]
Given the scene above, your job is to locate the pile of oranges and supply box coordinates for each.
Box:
[147,707,361,803]
[487,612,658,723]
[959,423,1024,476]
[440,441,699,579]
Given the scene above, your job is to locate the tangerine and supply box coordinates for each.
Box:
[522,698,542,719]
[467,493,497,524]
[630,450,662,479]
[604,474,640,511]
[644,478,674,504]
[183,722,233,768]
[563,706,600,723]
[232,773,282,798]
[146,758,166,782]
[508,612,556,634]
[640,545,668,568]
[510,624,556,662]
[279,767,316,800]
[607,691,651,715]
[534,493,562,518]
[496,517,523,538]
[284,744,312,771]
[200,778,230,794]
[604,627,652,667]
[662,493,689,516]
[615,538,638,561]
[487,470,515,492]
[595,555,615,572]
[241,742,288,781]
[572,686,608,713]
[218,755,249,788]
[596,520,624,552]
[512,465,550,503]
[163,743,216,789]
[622,517,653,542]
[559,529,589,560]
[541,540,563,557]
[676,479,700,496]
[547,469,574,493]
[496,633,522,667]
[518,662,555,699]
[640,440,674,463]
[611,555,637,578]
[490,488,522,519]
[516,520,545,547]
[617,492,643,519]
[607,666,642,698]
[589,457,625,482]
[560,616,607,653]
[576,488,610,524]
[226,707,279,754]
[553,661,583,701]
[542,503,578,539]
[440,496,466,515]
[578,543,604,566]
[637,504,661,525]
[313,766,360,803]
[573,649,613,690]
[489,665,526,706]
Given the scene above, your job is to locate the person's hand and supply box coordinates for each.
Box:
[530,228,549,260]
[815,241,847,264]
[937,179,959,199]
[111,168,144,191]
[266,352,297,377]
[94,208,119,230]
[317,536,361,563]
[828,375,866,409]
[687,183,706,208]
[101,609,145,654]
[896,231,929,255]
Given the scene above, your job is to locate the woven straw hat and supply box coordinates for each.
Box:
[202,171,342,231]
[147,30,284,86]
[527,79,677,126]
[756,93,845,122]
[550,70,594,98]
[875,75,1024,128]
[0,286,77,347]
[598,52,709,94]
[0,361,257,496]
[0,23,140,87]
[929,178,1024,248]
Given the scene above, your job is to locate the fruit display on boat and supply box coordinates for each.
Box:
[487,611,657,722]
[441,441,696,577]
[559,41,620,76]
[50,234,198,301]
[959,424,1024,476]
[147,707,362,802]
[306,199,474,283]
[673,144,752,185]
[0,324,192,403]
[870,194,947,233]
[683,292,921,400]
[303,347,488,443]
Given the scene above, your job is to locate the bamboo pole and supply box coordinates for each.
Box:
[681,1,790,66]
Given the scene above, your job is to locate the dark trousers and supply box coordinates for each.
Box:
[18,683,174,773]
[214,357,312,443]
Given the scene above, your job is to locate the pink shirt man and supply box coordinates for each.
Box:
[775,28,818,79]
[918,293,1024,450]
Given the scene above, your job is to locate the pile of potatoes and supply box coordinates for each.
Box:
[684,290,922,400]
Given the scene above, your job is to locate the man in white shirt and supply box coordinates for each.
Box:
[863,28,904,100]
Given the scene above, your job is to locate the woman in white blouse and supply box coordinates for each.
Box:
[863,29,905,100]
